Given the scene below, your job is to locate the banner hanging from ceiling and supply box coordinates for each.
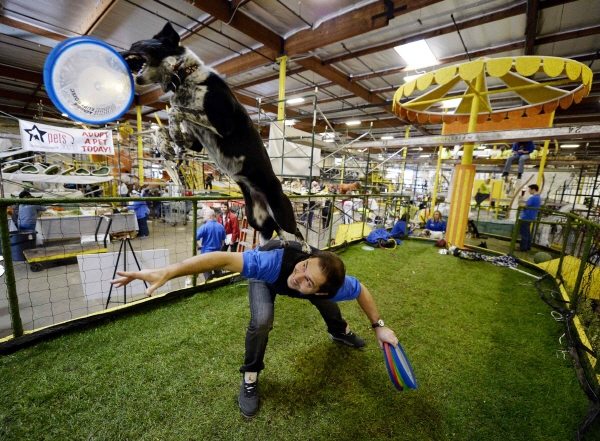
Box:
[19,120,114,155]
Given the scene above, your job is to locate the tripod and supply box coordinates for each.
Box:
[105,237,148,309]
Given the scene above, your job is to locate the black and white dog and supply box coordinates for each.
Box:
[121,23,305,249]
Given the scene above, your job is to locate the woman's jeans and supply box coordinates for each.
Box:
[240,279,348,373]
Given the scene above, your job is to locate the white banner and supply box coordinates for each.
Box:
[19,120,114,155]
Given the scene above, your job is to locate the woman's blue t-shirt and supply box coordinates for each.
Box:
[241,247,361,302]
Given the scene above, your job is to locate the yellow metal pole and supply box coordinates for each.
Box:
[400,127,409,189]
[137,105,144,185]
[276,55,288,122]
[446,68,484,247]
[430,140,445,217]
[462,70,485,165]
[536,110,555,189]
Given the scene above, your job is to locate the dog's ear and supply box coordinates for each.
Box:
[153,22,180,47]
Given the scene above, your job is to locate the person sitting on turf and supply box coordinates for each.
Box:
[502,140,535,180]
[110,240,399,418]
[424,210,446,238]
[391,213,410,238]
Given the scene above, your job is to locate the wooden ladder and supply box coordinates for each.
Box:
[237,216,258,252]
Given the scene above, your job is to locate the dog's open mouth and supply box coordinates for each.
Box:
[123,54,148,76]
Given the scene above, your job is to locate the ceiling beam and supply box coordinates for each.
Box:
[2,90,53,107]
[0,64,43,84]
[284,0,442,55]
[535,23,600,46]
[524,0,539,55]
[0,16,68,42]
[323,2,526,65]
[183,0,283,53]
[75,0,120,35]
[213,46,279,78]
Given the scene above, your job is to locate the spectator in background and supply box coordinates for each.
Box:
[474,178,492,207]
[17,190,46,231]
[217,202,240,252]
[424,210,446,234]
[391,213,410,238]
[205,173,214,190]
[119,182,129,197]
[196,208,226,282]
[502,141,535,180]
[126,190,150,239]
[518,184,541,252]
[321,199,332,229]
[119,182,129,206]
[152,189,161,220]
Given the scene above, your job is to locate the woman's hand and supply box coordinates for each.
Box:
[110,267,170,297]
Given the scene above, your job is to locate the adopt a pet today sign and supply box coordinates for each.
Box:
[19,120,114,155]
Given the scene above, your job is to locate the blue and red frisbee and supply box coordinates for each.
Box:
[382,341,417,391]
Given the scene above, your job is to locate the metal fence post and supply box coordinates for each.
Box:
[510,207,521,253]
[572,226,594,303]
[0,205,23,338]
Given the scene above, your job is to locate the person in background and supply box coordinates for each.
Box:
[518,184,541,252]
[196,208,226,282]
[119,181,129,207]
[17,190,46,231]
[205,173,214,190]
[110,240,399,418]
[321,199,332,229]
[217,202,240,252]
[391,213,410,238]
[141,186,152,218]
[474,178,492,207]
[125,190,150,239]
[152,189,161,220]
[424,210,446,234]
[502,141,535,180]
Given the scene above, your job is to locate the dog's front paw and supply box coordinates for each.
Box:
[300,241,312,254]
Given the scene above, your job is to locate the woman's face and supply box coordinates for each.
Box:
[434,212,441,221]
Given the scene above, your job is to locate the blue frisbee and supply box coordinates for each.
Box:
[389,341,418,389]
[383,342,404,391]
[44,36,134,124]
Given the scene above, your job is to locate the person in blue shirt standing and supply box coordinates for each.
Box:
[196,208,226,282]
[110,240,399,418]
[519,184,541,251]
[502,141,535,180]
[126,190,150,239]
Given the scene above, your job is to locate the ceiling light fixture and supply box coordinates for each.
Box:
[283,119,296,126]
[419,154,430,158]
[287,97,305,104]
[561,144,580,148]
[403,74,421,83]
[394,40,437,70]
[441,98,462,109]
[381,136,394,140]
[346,120,361,126]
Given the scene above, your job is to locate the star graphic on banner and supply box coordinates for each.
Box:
[24,125,46,142]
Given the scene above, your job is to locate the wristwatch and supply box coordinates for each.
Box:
[371,319,384,329]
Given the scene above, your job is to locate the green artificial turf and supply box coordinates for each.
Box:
[0,241,594,440]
